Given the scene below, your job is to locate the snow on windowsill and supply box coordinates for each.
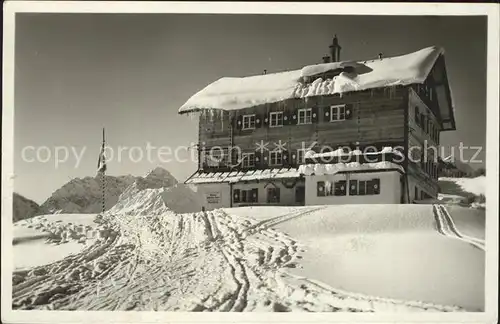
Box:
[305,146,404,160]
[298,161,404,176]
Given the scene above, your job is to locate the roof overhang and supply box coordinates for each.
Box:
[430,54,456,131]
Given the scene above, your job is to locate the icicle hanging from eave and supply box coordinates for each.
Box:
[184,108,227,122]
[185,110,202,121]
[389,85,397,99]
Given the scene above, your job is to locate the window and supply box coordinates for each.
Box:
[349,180,358,196]
[349,179,380,195]
[317,181,325,197]
[269,112,284,127]
[366,179,380,195]
[334,180,347,196]
[250,188,258,203]
[298,108,312,124]
[242,114,256,130]
[296,149,306,164]
[241,153,255,168]
[415,107,420,125]
[317,181,335,196]
[269,151,283,166]
[330,104,346,122]
[237,188,258,203]
[233,189,241,203]
[267,187,280,203]
[414,187,419,201]
[204,149,226,167]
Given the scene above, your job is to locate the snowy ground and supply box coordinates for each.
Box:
[13,214,98,270]
[12,192,484,312]
[438,176,486,209]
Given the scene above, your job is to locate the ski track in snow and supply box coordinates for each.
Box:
[433,205,485,251]
[12,205,471,312]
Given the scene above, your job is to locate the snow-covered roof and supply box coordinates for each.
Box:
[185,167,300,184]
[186,161,403,184]
[179,46,444,114]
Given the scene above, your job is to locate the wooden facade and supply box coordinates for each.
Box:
[198,87,407,172]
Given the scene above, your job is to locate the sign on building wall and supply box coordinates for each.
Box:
[205,192,221,204]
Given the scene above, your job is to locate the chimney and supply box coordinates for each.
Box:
[329,34,342,62]
[378,53,383,60]
[322,55,331,64]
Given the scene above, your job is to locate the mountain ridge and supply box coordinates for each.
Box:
[38,167,179,215]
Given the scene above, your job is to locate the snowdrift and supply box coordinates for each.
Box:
[111,181,203,216]
[264,205,485,311]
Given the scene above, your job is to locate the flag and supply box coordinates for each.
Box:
[97,128,106,174]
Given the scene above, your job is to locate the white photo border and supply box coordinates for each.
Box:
[2,2,498,324]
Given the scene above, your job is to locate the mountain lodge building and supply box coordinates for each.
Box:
[178,36,456,210]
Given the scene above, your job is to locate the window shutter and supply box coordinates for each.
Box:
[334,180,347,196]
[282,149,290,167]
[317,181,325,197]
[372,179,380,194]
[254,151,262,168]
[255,114,263,128]
[233,189,241,203]
[290,110,298,125]
[324,106,330,120]
[291,151,298,166]
[263,113,270,127]
[345,104,353,120]
[236,115,243,130]
[312,106,319,123]
[349,180,358,196]
[251,188,258,203]
[281,111,288,126]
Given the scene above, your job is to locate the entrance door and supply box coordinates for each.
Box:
[266,187,280,204]
[295,186,305,205]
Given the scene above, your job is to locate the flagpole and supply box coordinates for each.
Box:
[101,127,106,214]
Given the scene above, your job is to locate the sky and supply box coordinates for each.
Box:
[13,14,487,203]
